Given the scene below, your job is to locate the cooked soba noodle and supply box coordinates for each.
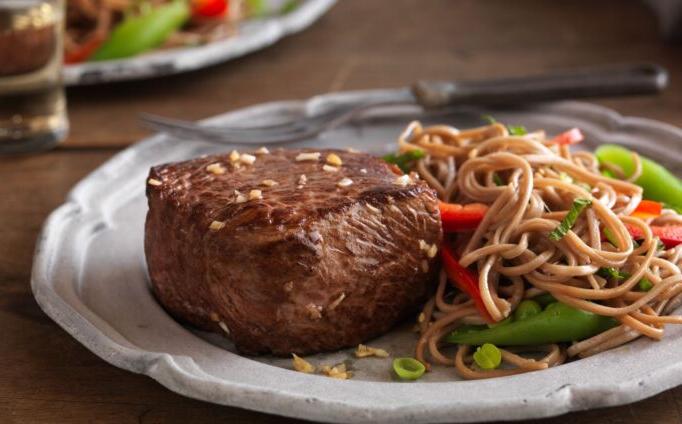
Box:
[400,121,682,379]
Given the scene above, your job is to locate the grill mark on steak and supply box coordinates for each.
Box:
[145,148,442,355]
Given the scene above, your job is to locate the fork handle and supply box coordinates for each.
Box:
[412,63,668,108]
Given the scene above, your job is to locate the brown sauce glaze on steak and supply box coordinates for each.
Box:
[145,148,442,355]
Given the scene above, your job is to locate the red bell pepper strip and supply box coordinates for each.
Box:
[439,202,488,232]
[192,0,228,18]
[64,34,105,64]
[631,200,663,220]
[626,224,682,249]
[549,128,584,145]
[441,243,494,323]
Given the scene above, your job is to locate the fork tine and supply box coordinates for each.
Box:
[138,101,392,145]
[140,113,316,137]
[140,113,297,134]
[139,107,349,135]
[154,113,306,133]
[141,117,321,145]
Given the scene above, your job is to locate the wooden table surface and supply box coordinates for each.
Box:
[3,1,682,423]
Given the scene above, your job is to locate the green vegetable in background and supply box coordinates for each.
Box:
[392,357,425,380]
[595,144,682,213]
[281,0,299,13]
[473,343,502,370]
[92,1,190,61]
[383,149,426,173]
[246,0,267,16]
[445,302,618,346]
[548,198,592,241]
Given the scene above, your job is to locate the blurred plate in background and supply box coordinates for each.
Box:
[63,0,336,86]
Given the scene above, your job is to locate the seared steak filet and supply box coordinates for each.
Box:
[145,148,441,355]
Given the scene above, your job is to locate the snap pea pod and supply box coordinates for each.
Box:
[531,292,557,307]
[513,300,542,321]
[595,144,682,213]
[92,1,190,61]
[445,302,618,346]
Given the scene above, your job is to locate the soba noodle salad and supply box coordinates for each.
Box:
[386,119,682,380]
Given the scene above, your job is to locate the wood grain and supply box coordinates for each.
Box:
[3,0,682,423]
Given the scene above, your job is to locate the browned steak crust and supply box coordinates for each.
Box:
[145,148,442,355]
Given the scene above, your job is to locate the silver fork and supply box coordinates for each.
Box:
[139,99,410,145]
[140,64,667,145]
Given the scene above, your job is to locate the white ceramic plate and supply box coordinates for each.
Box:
[31,91,682,423]
[63,0,336,86]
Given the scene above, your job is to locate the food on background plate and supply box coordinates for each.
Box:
[143,118,682,381]
[65,0,301,63]
[145,148,441,355]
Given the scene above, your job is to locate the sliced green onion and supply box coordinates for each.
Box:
[383,149,426,173]
[597,267,630,281]
[392,357,426,380]
[638,278,653,292]
[473,343,502,370]
[482,114,497,124]
[549,198,592,241]
[507,125,527,136]
[493,173,504,186]
[513,300,542,321]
